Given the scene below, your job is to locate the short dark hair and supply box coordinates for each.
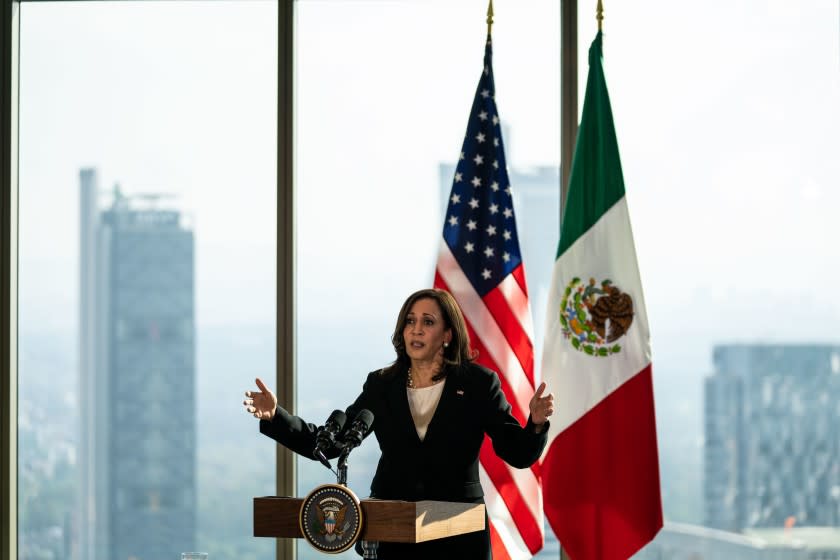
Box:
[382,288,475,379]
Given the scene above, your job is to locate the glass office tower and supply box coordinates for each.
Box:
[79,168,196,560]
[705,344,840,532]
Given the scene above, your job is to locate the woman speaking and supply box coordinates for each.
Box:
[244,288,554,559]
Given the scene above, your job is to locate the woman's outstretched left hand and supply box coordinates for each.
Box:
[529,382,554,426]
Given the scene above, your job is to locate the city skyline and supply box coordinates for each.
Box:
[12,2,840,560]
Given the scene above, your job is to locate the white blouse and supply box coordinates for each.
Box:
[407,381,446,441]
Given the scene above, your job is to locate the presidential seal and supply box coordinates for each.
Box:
[560,277,634,357]
[299,484,363,554]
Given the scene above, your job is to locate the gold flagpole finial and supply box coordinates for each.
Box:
[596,0,604,32]
[486,0,494,36]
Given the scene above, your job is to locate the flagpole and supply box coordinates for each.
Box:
[560,0,578,225]
[597,0,604,31]
[486,0,494,36]
[559,2,578,555]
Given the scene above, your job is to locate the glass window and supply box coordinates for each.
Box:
[17,2,277,559]
[580,1,840,557]
[16,1,833,558]
[295,1,560,558]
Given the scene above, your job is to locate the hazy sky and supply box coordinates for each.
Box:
[17,0,840,376]
[19,0,278,331]
[602,1,840,374]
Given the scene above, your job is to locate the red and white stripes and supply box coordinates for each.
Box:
[435,240,544,559]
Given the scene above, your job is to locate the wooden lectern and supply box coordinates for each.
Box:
[254,496,485,553]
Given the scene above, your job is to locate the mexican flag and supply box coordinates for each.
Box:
[540,31,663,560]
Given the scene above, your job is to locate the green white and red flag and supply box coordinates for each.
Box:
[540,31,663,560]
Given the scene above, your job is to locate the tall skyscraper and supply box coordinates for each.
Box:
[79,168,196,560]
[704,344,840,532]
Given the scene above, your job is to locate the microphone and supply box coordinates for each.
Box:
[335,409,374,486]
[340,409,374,451]
[313,410,346,471]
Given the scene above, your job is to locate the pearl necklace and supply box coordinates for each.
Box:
[406,368,442,389]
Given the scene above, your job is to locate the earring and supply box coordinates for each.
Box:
[444,342,449,348]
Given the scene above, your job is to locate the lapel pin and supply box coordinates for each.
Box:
[456,390,465,396]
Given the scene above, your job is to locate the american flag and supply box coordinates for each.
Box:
[433,36,544,560]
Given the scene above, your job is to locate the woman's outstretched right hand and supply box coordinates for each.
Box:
[243,377,278,421]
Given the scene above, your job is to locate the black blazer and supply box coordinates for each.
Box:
[260,361,548,503]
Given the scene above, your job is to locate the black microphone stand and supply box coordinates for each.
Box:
[336,446,350,486]
[335,444,378,559]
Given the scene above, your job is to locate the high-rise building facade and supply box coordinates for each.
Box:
[704,344,840,532]
[79,168,196,560]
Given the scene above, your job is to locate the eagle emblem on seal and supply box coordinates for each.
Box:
[315,499,350,542]
[560,277,634,357]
